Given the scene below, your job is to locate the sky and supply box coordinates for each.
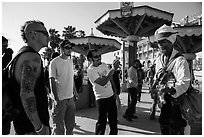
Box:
[2,0,202,63]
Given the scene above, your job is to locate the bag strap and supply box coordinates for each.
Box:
[165,53,182,72]
[154,53,182,84]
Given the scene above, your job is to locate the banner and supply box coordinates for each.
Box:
[120,2,134,17]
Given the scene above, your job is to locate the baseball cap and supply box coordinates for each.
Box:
[59,40,75,48]
[113,59,122,66]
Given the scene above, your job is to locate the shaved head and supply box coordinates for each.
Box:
[24,23,46,34]
[20,20,46,43]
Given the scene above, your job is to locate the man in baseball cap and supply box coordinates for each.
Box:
[113,59,122,66]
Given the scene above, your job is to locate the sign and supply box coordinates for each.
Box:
[120,2,134,17]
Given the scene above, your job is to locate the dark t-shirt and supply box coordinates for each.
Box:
[137,68,145,85]
[113,70,121,95]
[2,48,13,69]
[11,46,50,134]
[74,69,83,92]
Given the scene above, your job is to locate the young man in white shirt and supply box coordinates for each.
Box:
[87,49,118,135]
[49,40,78,135]
[123,59,141,121]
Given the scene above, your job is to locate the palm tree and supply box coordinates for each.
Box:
[76,30,86,38]
[49,28,62,50]
[62,26,77,39]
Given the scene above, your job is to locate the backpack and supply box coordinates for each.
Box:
[2,46,37,124]
[179,87,202,123]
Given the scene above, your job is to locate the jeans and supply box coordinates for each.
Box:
[52,97,76,135]
[95,95,118,135]
[149,97,157,119]
[125,87,138,117]
[137,85,142,101]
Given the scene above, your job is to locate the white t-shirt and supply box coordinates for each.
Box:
[87,62,114,100]
[49,56,74,100]
[127,66,138,88]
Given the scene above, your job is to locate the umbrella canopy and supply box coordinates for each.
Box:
[95,5,174,38]
[174,25,202,53]
[69,35,121,55]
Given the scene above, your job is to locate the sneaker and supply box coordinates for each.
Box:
[123,115,133,121]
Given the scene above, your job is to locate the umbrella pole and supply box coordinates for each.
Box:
[128,41,138,107]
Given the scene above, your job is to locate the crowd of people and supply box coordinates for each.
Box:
[2,20,192,135]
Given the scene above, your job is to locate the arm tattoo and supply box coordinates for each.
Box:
[21,60,35,93]
[33,57,41,64]
[20,59,40,122]
[25,97,37,121]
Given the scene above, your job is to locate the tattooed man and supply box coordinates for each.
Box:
[11,20,50,134]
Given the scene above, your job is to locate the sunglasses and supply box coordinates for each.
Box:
[2,44,8,48]
[35,30,49,37]
[93,55,101,58]
[64,46,72,50]
[156,39,170,45]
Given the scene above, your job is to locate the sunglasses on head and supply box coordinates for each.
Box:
[35,30,49,37]
[93,55,101,58]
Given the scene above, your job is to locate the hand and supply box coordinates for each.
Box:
[74,93,80,101]
[53,99,60,106]
[36,124,50,135]
[113,92,117,99]
[112,59,120,70]
[161,87,176,95]
[48,96,54,109]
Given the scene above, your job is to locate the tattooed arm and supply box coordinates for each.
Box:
[19,53,43,132]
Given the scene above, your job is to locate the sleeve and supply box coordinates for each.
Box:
[173,56,191,98]
[71,60,74,77]
[104,63,110,74]
[2,51,13,68]
[87,68,99,84]
[49,60,56,79]
[154,57,161,81]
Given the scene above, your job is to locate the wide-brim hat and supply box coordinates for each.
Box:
[154,24,178,43]
[155,32,178,42]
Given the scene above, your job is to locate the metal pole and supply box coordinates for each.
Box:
[122,41,126,84]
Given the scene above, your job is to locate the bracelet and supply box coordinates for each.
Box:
[36,124,44,133]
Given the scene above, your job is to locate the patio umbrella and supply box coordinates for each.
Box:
[174,25,202,54]
[94,4,174,106]
[94,5,174,67]
[68,35,121,56]
[95,5,173,38]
